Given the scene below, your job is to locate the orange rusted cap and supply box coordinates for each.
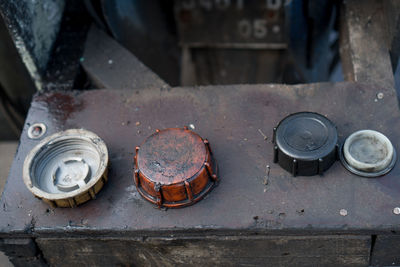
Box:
[134,127,218,208]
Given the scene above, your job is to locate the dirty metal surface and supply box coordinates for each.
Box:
[138,128,207,184]
[370,235,400,266]
[174,0,287,49]
[186,48,288,85]
[135,127,217,208]
[383,0,400,70]
[340,0,394,90]
[101,0,181,86]
[36,235,370,267]
[81,26,168,90]
[0,82,400,237]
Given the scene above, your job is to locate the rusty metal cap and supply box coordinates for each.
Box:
[134,127,218,208]
[23,129,109,208]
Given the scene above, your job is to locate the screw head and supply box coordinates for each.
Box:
[377,92,384,99]
[339,209,348,216]
[393,207,400,215]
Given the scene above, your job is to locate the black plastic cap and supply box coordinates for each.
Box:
[273,112,338,176]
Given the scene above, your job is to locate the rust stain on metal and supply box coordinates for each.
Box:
[1,82,400,235]
[134,127,218,208]
[34,91,83,122]
[138,128,206,184]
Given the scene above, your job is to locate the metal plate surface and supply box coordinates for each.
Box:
[174,0,287,48]
[0,82,400,237]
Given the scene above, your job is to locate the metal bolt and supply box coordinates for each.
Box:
[377,92,384,99]
[393,207,400,215]
[339,209,348,216]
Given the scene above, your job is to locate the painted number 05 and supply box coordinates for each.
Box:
[238,19,268,39]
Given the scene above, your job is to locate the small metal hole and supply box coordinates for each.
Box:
[27,123,47,139]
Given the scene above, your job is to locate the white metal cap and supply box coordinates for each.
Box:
[342,130,395,176]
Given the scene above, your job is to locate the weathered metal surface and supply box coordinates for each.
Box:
[175,0,290,85]
[0,82,400,265]
[42,0,92,91]
[177,0,337,85]
[383,0,400,71]
[101,0,181,86]
[0,0,65,90]
[370,235,400,266]
[183,48,288,85]
[174,0,287,49]
[0,238,46,267]
[81,26,168,90]
[0,12,36,139]
[340,0,395,90]
[135,128,217,208]
[138,128,208,184]
[37,235,370,267]
[0,81,399,237]
[0,13,36,108]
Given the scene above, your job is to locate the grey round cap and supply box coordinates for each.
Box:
[340,130,396,177]
[23,129,109,207]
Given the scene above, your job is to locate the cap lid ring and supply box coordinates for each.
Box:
[343,130,394,172]
[339,130,397,177]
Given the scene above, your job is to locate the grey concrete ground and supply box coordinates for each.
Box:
[0,142,17,194]
[0,141,18,267]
